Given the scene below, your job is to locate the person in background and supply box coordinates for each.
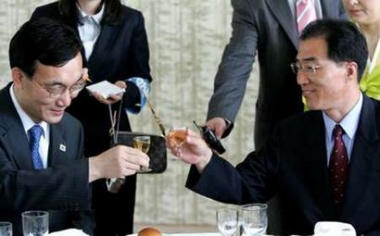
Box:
[206,0,346,149]
[342,0,380,100]
[167,19,380,236]
[31,0,152,235]
[0,18,148,236]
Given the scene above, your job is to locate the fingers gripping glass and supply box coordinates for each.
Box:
[290,62,321,75]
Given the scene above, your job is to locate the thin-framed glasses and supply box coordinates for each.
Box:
[290,62,321,75]
[32,76,88,98]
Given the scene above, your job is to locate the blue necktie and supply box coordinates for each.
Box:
[28,125,44,169]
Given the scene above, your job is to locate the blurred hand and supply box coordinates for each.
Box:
[88,145,149,182]
[91,80,126,105]
[206,117,227,139]
[166,129,212,172]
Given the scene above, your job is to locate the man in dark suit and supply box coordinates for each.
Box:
[167,20,380,235]
[30,1,152,235]
[0,18,149,235]
[206,1,347,232]
[206,0,347,149]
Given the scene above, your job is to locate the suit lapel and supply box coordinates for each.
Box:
[342,96,379,219]
[303,113,336,218]
[0,85,35,170]
[88,23,113,70]
[48,123,68,167]
[265,0,299,48]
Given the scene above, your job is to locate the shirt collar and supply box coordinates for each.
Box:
[9,84,49,138]
[77,2,105,24]
[323,93,363,140]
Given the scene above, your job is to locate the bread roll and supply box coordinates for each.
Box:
[138,227,162,236]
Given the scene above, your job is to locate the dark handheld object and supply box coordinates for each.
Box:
[193,121,226,154]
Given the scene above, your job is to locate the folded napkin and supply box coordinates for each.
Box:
[48,228,89,236]
[314,221,356,236]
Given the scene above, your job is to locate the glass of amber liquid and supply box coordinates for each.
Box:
[168,126,188,159]
[133,136,152,172]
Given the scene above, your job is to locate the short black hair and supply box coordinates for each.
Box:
[9,17,82,77]
[300,19,368,81]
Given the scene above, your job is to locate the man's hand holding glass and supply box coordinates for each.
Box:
[166,129,213,173]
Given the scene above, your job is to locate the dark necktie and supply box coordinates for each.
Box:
[296,0,317,34]
[329,125,349,207]
[28,125,44,169]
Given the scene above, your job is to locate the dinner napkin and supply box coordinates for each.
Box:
[314,221,356,236]
[48,228,89,236]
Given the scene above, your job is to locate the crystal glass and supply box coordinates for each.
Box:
[241,203,267,236]
[133,136,152,172]
[0,222,12,236]
[216,208,238,236]
[22,211,49,236]
[167,126,188,160]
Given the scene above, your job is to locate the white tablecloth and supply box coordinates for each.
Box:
[48,229,88,236]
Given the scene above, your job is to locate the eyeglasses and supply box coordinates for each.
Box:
[32,77,87,98]
[290,62,322,75]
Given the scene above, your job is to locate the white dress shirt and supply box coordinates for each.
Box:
[77,3,105,60]
[322,93,363,165]
[10,85,50,168]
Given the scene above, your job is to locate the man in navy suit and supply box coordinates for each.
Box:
[167,19,380,235]
[0,18,149,235]
[30,1,152,234]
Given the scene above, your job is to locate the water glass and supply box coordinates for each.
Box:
[0,222,12,236]
[241,203,267,236]
[22,211,49,236]
[216,208,238,236]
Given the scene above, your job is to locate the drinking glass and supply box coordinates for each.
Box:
[0,222,12,236]
[22,211,49,236]
[241,203,267,236]
[167,126,188,160]
[216,208,238,236]
[133,136,151,172]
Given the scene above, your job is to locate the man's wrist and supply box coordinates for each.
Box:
[195,149,213,173]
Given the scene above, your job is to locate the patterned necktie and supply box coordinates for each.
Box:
[28,125,44,169]
[329,125,349,208]
[296,0,317,34]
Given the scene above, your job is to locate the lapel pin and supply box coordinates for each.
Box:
[59,144,66,152]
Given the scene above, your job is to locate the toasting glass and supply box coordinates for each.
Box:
[167,126,188,160]
[133,136,152,172]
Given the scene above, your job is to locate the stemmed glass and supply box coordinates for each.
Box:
[241,203,267,236]
[216,208,238,236]
[133,136,152,172]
